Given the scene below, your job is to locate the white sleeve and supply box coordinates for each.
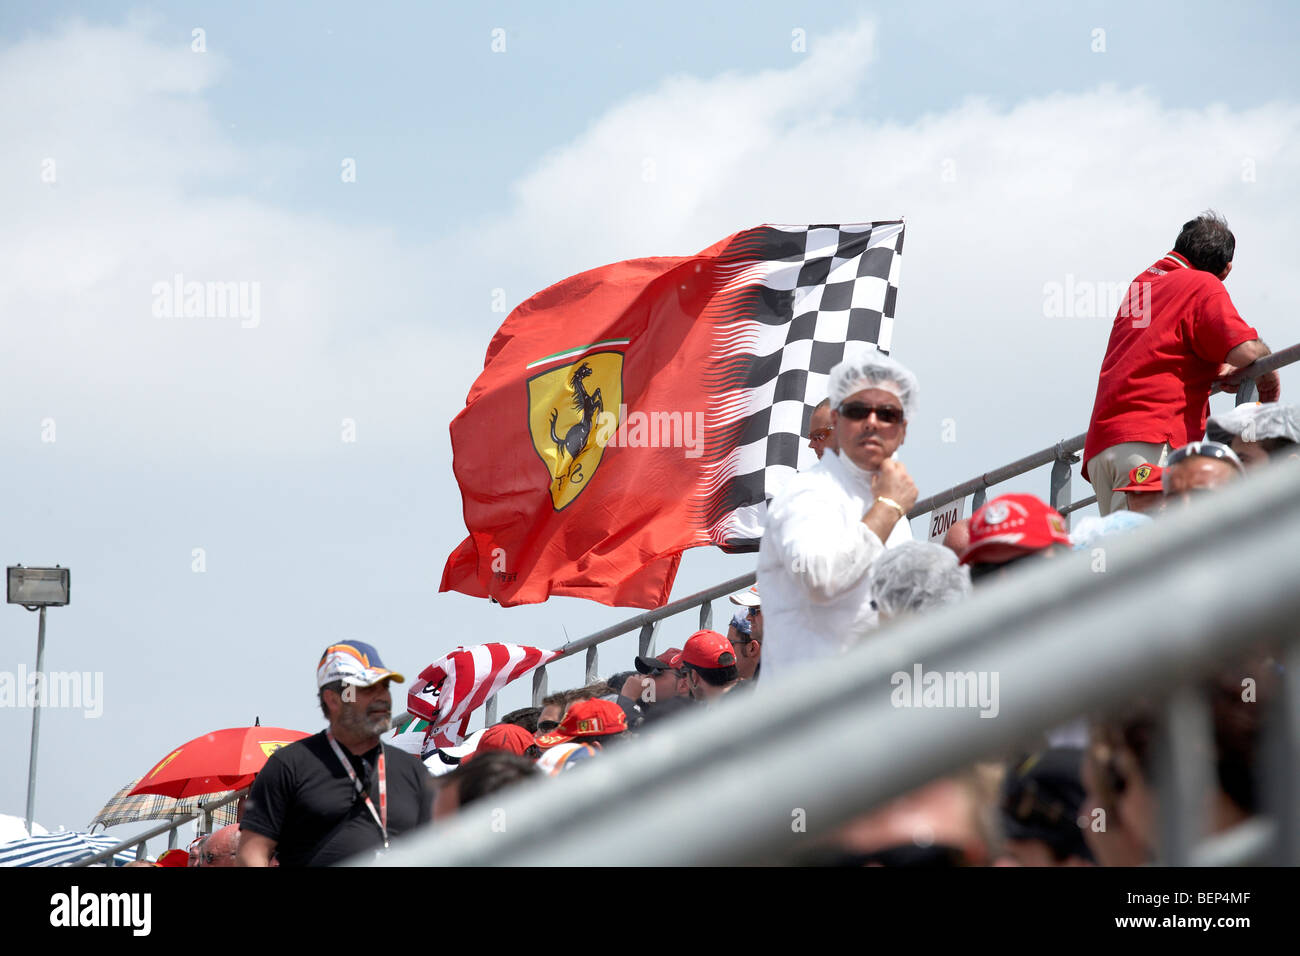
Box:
[769,486,885,602]
[885,512,914,546]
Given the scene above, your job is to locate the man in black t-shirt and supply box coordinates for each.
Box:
[237,641,432,866]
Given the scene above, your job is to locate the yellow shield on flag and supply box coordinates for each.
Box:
[528,351,623,510]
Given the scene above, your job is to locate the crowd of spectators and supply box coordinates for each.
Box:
[139,211,1290,868]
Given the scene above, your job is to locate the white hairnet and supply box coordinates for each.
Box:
[867,541,971,619]
[1069,511,1153,551]
[1207,403,1300,445]
[827,344,919,420]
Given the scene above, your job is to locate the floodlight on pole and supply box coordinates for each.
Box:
[7,565,71,837]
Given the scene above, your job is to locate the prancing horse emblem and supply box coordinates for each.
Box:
[548,362,604,479]
[528,351,624,511]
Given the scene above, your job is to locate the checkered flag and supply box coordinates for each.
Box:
[693,220,905,550]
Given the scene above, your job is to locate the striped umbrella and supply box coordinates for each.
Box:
[90,777,239,831]
[0,831,140,867]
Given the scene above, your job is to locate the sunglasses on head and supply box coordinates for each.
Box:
[838,402,903,425]
[1165,440,1244,474]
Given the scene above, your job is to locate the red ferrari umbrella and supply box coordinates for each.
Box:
[130,726,309,799]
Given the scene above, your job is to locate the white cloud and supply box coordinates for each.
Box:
[0,20,479,457]
[462,30,1300,473]
[5,17,1296,467]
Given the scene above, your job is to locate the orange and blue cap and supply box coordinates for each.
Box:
[316,641,405,689]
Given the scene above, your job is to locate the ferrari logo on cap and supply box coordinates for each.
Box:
[983,502,1010,526]
[1134,464,1152,484]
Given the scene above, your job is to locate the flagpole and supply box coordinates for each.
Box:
[26,606,46,836]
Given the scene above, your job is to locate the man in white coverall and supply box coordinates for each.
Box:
[756,347,920,681]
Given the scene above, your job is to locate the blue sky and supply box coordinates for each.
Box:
[1,1,1297,849]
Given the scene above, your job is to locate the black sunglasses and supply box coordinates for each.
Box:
[838,402,903,425]
[537,719,560,733]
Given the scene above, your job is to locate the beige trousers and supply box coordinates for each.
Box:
[1086,441,1170,516]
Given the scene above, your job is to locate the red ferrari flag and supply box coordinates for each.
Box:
[442,222,905,607]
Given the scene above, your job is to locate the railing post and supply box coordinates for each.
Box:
[638,622,658,658]
[1051,442,1079,529]
[698,599,713,632]
[1152,685,1214,866]
[134,842,147,862]
[484,694,498,726]
[532,666,549,707]
[585,645,599,685]
[1236,379,1258,405]
[167,821,179,850]
[1266,641,1300,864]
[972,487,986,512]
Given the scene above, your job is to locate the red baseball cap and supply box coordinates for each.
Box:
[463,723,537,763]
[960,494,1070,566]
[681,630,736,670]
[534,698,628,750]
[156,848,190,868]
[1117,463,1163,495]
[634,647,683,675]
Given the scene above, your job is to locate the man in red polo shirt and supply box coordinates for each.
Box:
[1082,212,1279,515]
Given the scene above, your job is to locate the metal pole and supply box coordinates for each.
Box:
[531,666,548,707]
[25,606,46,836]
[1152,686,1213,865]
[1050,443,1077,530]
[698,599,713,631]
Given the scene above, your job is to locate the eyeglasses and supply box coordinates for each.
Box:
[838,402,903,425]
[537,719,560,733]
[809,426,834,442]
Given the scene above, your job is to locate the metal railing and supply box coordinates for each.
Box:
[72,347,1300,865]
[486,345,1299,716]
[373,455,1300,866]
[72,787,247,867]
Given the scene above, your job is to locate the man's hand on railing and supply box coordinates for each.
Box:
[1257,369,1281,402]
[1217,339,1281,401]
[1215,363,1281,402]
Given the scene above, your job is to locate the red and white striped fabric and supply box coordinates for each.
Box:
[406,643,560,750]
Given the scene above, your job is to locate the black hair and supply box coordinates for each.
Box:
[686,663,739,686]
[606,670,638,695]
[500,706,541,735]
[968,544,1071,586]
[1262,437,1299,459]
[580,730,628,748]
[1173,211,1235,275]
[318,680,344,720]
[454,751,539,807]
